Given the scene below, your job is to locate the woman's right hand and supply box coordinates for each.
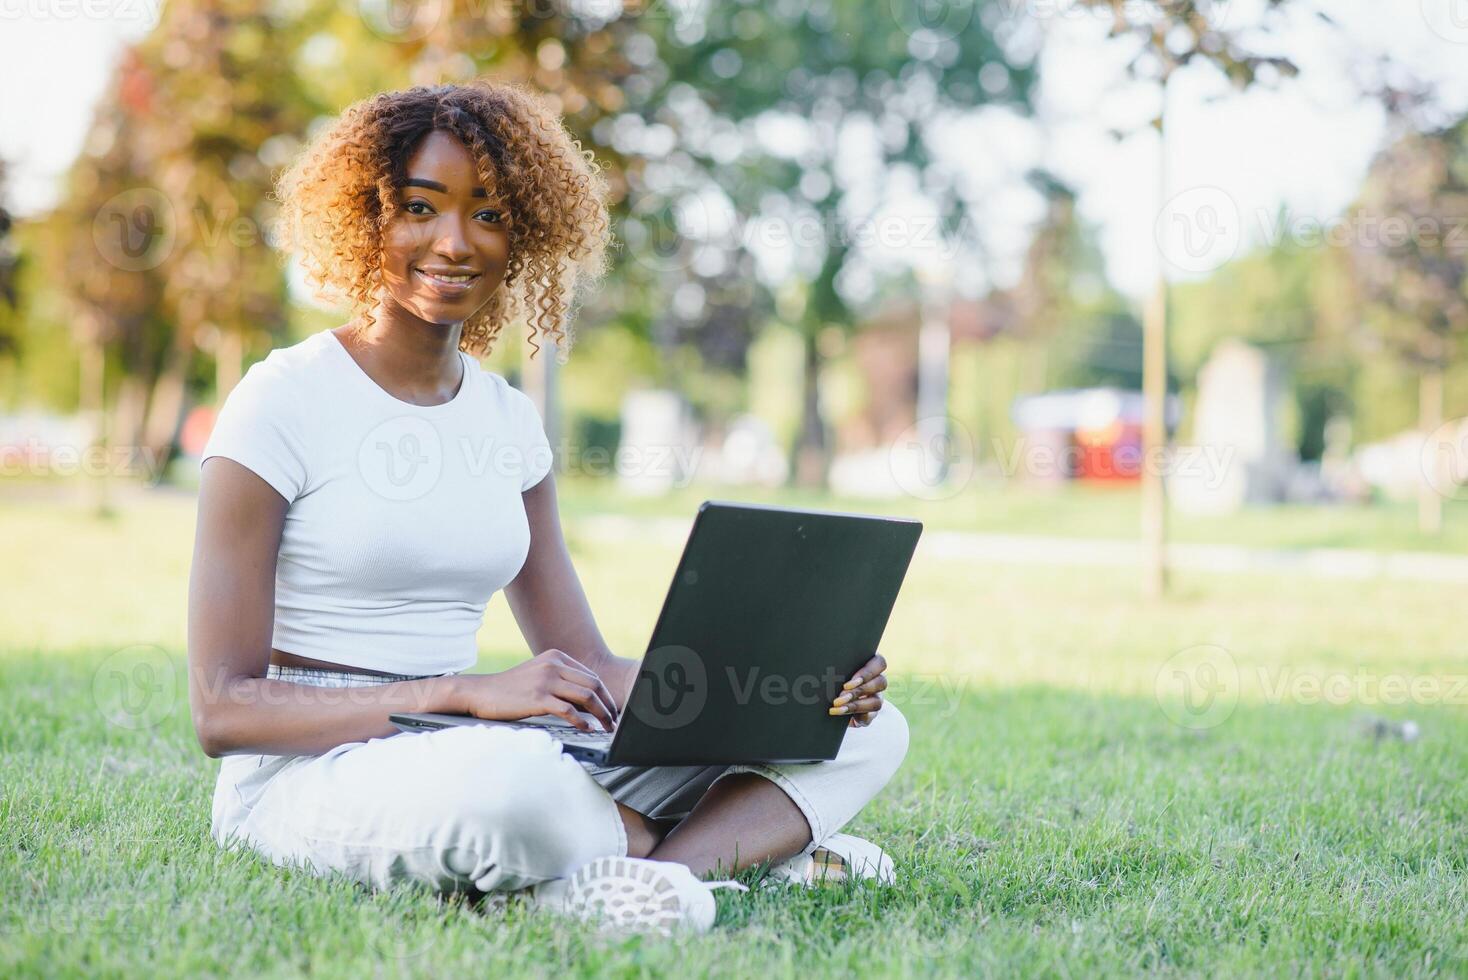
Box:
[451,649,619,733]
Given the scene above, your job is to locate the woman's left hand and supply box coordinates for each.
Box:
[829,652,887,728]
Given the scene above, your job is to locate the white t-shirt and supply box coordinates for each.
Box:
[200,328,554,676]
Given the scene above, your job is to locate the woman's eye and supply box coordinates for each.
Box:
[405,200,433,215]
[478,210,504,224]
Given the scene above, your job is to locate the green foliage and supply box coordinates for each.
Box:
[1169,239,1359,455]
[989,174,1156,400]
[1350,115,1468,370]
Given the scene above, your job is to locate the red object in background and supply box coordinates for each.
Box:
[1014,389,1176,485]
[1075,419,1143,482]
[180,405,217,457]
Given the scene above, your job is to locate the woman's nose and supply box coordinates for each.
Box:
[432,214,473,263]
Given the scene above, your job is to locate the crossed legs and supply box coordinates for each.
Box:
[214,703,909,893]
[617,772,812,876]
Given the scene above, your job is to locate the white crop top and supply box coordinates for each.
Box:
[200,328,553,675]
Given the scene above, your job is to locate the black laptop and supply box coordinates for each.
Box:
[389,501,922,766]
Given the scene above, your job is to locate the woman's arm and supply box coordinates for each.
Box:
[502,472,895,730]
[504,471,642,712]
[187,459,616,758]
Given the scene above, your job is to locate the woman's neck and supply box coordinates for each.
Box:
[337,308,465,406]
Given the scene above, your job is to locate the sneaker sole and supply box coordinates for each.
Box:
[561,856,708,936]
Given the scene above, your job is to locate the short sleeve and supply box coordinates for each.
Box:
[200,362,309,503]
[513,388,554,492]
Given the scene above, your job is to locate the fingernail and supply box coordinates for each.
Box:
[829,706,848,715]
[843,677,862,691]
[832,693,852,707]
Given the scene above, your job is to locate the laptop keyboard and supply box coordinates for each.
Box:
[501,721,614,745]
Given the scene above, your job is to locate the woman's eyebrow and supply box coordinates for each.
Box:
[402,177,490,198]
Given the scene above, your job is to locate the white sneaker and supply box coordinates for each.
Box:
[761,833,896,888]
[527,856,748,936]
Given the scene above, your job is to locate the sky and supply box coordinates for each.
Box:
[3,0,1468,301]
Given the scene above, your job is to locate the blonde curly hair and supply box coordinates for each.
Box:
[274,79,611,359]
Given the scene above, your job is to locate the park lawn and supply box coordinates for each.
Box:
[157,459,1468,554]
[2,492,1466,977]
[553,475,1468,556]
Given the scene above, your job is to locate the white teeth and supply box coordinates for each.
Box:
[419,271,476,284]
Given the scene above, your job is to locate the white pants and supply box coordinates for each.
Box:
[211,665,909,893]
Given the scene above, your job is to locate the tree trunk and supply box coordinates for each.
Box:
[1419,364,1444,535]
[1141,99,1170,599]
[111,316,153,459]
[793,326,828,489]
[141,341,192,482]
[215,327,243,400]
[141,299,201,481]
[112,374,150,463]
[916,280,953,485]
[78,317,111,516]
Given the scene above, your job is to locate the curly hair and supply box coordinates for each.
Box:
[273,79,611,360]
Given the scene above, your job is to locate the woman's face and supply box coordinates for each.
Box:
[377,129,512,327]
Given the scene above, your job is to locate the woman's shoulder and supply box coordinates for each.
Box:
[463,357,536,412]
[221,331,342,416]
[244,330,339,387]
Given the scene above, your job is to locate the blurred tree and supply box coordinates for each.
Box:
[35,77,171,512]
[128,0,323,464]
[1349,114,1468,534]
[1078,0,1301,597]
[617,2,1038,486]
[1170,236,1357,459]
[43,1,323,479]
[1010,169,1148,392]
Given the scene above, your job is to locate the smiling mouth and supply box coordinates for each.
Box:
[415,269,481,288]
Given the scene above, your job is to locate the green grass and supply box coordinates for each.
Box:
[154,459,1468,554]
[2,493,1467,977]
[553,476,1468,556]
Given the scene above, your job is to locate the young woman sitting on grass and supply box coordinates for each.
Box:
[187,79,908,935]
